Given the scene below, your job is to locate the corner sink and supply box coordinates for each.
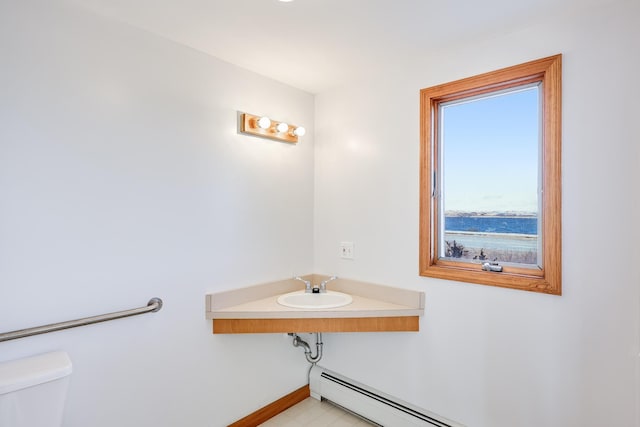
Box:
[277,290,353,309]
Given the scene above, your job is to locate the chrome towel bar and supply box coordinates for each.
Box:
[0,298,163,342]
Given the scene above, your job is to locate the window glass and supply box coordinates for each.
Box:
[439,85,540,266]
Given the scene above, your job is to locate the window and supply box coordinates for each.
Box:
[419,55,562,295]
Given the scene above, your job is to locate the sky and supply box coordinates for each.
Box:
[441,85,540,213]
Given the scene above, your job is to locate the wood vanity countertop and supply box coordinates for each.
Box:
[205,275,425,334]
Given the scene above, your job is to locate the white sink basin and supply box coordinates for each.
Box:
[277,290,353,309]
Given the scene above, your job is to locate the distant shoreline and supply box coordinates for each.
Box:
[444,211,537,218]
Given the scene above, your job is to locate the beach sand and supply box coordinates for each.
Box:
[443,231,538,264]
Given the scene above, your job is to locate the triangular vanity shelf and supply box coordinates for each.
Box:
[205,275,424,334]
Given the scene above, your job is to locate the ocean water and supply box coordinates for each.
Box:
[445,216,537,235]
[443,216,538,263]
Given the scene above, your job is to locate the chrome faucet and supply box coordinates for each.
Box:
[294,276,312,293]
[319,276,337,293]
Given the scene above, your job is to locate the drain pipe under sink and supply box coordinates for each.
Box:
[289,332,323,364]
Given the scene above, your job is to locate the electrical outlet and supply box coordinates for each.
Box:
[340,242,354,259]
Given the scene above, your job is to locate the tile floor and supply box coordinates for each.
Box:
[259,397,375,427]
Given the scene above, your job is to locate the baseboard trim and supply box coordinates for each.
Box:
[228,384,310,427]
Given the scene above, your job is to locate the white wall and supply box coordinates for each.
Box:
[0,1,314,426]
[314,1,640,426]
[2,1,639,426]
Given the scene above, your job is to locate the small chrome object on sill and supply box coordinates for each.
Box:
[482,262,503,272]
[0,298,163,342]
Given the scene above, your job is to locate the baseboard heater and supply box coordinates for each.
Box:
[310,366,464,427]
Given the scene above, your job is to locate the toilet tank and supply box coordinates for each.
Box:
[0,351,72,427]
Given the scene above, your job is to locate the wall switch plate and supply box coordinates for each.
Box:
[340,242,354,259]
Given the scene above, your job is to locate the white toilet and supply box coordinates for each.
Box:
[0,351,72,427]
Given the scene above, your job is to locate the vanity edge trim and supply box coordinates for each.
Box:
[207,308,423,320]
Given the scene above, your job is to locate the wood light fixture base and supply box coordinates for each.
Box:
[239,113,299,143]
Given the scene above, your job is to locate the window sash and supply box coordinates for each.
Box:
[436,84,542,269]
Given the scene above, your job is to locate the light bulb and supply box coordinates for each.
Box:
[257,116,271,129]
[276,122,289,133]
[293,126,306,137]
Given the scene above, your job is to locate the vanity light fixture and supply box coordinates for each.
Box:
[239,112,305,144]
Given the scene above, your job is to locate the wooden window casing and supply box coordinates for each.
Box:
[419,55,562,295]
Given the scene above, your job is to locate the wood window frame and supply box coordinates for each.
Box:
[419,55,562,295]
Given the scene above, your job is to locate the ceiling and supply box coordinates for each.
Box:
[70,0,615,94]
